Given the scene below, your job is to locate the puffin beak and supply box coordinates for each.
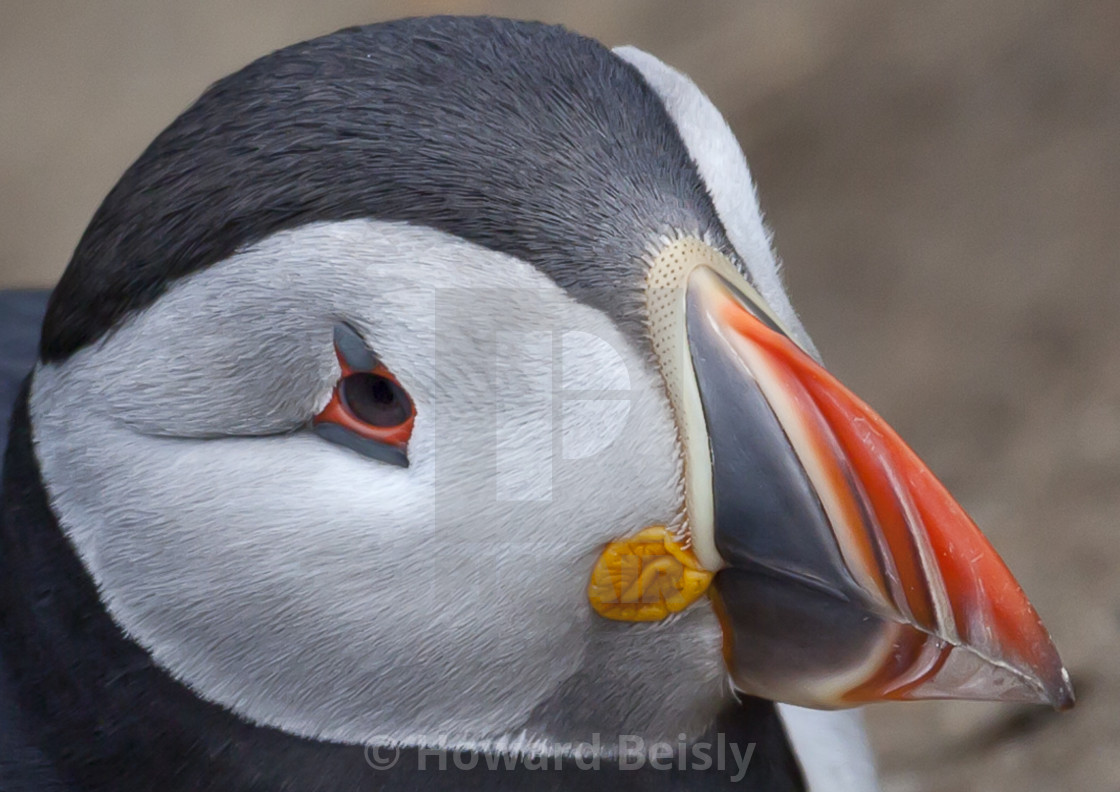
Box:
[655,242,1072,710]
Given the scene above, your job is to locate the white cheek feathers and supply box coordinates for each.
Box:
[30,219,731,753]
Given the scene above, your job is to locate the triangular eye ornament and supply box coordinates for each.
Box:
[312,323,415,468]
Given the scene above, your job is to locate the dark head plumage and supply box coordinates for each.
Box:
[42,16,729,361]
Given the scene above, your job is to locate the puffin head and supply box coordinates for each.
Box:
[26,16,1069,760]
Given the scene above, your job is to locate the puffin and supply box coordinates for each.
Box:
[0,16,1072,792]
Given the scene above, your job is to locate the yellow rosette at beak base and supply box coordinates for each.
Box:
[588,526,713,622]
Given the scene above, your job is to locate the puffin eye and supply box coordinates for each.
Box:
[312,324,415,468]
[339,372,412,428]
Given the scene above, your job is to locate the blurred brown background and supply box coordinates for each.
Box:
[2,1,1117,789]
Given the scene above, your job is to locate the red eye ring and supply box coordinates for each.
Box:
[314,363,415,447]
[312,324,415,466]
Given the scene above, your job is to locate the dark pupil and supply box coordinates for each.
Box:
[340,373,411,427]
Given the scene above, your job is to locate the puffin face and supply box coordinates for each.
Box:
[33,219,711,748]
[25,17,1069,757]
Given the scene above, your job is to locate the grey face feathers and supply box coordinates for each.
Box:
[41,15,733,362]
